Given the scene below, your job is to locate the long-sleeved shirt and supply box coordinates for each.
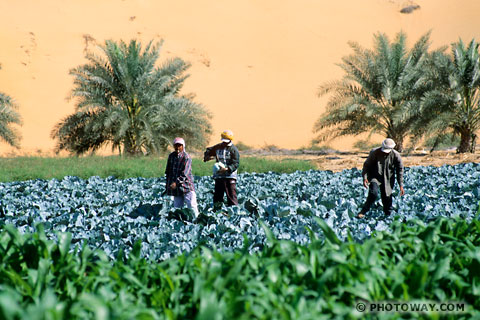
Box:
[165,151,195,196]
[362,147,404,196]
[203,142,240,179]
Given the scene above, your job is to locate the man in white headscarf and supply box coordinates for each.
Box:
[357,138,405,218]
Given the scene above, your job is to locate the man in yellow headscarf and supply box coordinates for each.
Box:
[203,130,240,209]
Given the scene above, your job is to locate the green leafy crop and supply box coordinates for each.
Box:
[0,163,479,260]
[0,217,478,319]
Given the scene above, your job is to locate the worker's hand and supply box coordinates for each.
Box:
[363,178,369,188]
[399,185,405,196]
[203,155,214,162]
[218,167,228,174]
[170,182,177,190]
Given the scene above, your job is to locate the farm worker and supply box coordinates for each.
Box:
[356,138,405,219]
[165,137,199,218]
[203,130,240,209]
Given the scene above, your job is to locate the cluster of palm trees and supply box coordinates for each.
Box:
[52,39,212,155]
[314,31,480,153]
[0,39,212,156]
[1,33,479,155]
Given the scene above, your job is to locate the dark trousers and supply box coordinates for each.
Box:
[361,181,393,215]
[214,178,238,207]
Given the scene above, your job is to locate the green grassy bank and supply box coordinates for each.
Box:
[0,156,315,182]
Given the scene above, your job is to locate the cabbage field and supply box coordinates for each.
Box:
[0,163,479,260]
[0,162,480,319]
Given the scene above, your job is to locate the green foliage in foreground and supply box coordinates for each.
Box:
[0,156,315,182]
[0,217,479,319]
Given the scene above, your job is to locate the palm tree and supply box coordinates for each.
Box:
[52,39,211,155]
[419,39,480,153]
[0,66,22,148]
[314,31,439,152]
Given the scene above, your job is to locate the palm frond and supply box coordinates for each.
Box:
[0,92,22,147]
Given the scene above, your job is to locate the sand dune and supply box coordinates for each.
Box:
[1,0,480,155]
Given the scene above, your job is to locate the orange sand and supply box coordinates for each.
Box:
[1,0,480,155]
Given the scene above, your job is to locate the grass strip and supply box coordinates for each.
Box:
[0,155,315,182]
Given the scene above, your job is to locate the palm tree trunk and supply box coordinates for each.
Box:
[389,134,404,153]
[471,134,477,153]
[123,130,143,156]
[124,134,137,156]
[457,130,472,153]
[395,140,404,153]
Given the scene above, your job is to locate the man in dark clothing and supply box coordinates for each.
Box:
[357,138,405,218]
[203,130,240,208]
[165,137,199,217]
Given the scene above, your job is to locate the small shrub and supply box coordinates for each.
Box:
[424,134,460,151]
[353,139,378,151]
[235,141,253,151]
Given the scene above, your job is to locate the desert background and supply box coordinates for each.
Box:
[1,0,480,157]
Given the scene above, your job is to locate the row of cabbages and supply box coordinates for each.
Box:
[0,163,479,260]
